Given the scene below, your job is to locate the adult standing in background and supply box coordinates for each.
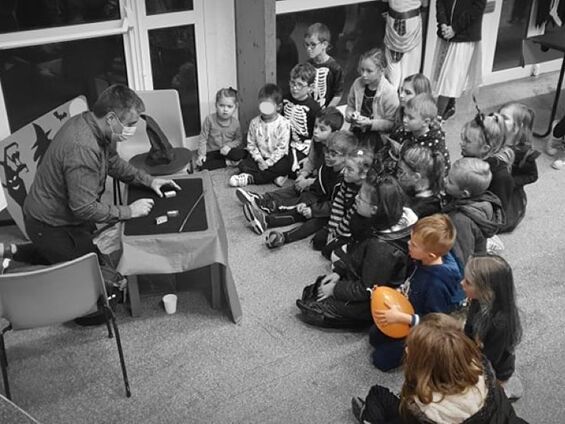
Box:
[383,0,427,90]
[431,0,486,120]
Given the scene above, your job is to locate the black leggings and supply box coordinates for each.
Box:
[554,116,565,139]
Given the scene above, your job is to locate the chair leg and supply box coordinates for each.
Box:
[108,311,131,398]
[0,334,11,400]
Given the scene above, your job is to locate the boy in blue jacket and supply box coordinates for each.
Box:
[370,213,465,371]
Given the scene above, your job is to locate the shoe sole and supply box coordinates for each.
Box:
[243,202,266,235]
[235,188,255,205]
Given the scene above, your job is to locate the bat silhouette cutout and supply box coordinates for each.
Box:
[53,110,68,121]
[31,123,52,165]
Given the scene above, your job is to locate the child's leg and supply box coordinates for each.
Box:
[265,210,306,228]
[282,218,327,244]
[201,150,226,170]
[225,147,247,161]
[251,155,291,185]
[554,115,565,139]
[361,384,401,423]
[369,325,406,371]
[312,226,329,251]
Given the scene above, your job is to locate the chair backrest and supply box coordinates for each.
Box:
[0,96,88,238]
[0,253,105,330]
[116,89,186,162]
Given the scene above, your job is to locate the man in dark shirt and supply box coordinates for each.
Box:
[21,84,179,264]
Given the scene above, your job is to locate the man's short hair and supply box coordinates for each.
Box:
[316,107,344,131]
[405,93,438,121]
[450,158,492,197]
[92,84,145,120]
[412,214,456,257]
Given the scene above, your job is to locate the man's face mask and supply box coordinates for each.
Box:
[111,113,137,140]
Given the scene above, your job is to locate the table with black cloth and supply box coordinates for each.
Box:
[528,32,565,137]
[117,171,242,324]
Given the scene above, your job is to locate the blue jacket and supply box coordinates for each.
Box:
[406,251,465,316]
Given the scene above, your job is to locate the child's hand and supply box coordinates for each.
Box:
[297,203,312,218]
[355,116,372,129]
[294,176,314,192]
[258,160,268,171]
[373,301,411,326]
[317,272,340,300]
[220,145,231,156]
[195,155,206,167]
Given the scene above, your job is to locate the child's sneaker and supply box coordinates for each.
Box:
[551,158,565,170]
[235,188,262,206]
[0,242,15,259]
[274,175,288,187]
[229,173,252,187]
[486,235,505,254]
[1,258,11,274]
[255,197,277,214]
[243,202,267,235]
[265,231,285,249]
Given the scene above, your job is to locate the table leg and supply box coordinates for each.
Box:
[127,275,141,317]
[210,263,222,309]
[535,54,565,138]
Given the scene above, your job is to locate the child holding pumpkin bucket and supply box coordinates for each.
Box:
[370,213,465,371]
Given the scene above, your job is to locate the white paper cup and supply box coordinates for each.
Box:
[163,294,178,314]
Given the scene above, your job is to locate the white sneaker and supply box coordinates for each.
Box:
[1,258,11,274]
[552,159,565,170]
[486,235,505,254]
[225,159,241,167]
[229,173,252,187]
[274,175,288,187]
[500,374,523,402]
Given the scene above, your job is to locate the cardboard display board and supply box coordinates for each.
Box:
[0,96,88,238]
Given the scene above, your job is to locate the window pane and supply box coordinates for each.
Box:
[0,1,120,34]
[145,0,194,15]
[149,25,200,137]
[0,36,127,132]
[276,3,389,104]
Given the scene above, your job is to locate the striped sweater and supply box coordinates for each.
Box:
[328,182,361,238]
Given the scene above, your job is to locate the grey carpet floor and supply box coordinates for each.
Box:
[1,71,565,423]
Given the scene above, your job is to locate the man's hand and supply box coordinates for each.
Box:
[150,178,181,197]
[129,198,154,218]
[220,145,231,156]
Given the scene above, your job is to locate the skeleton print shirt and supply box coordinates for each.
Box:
[282,95,321,153]
[308,56,344,108]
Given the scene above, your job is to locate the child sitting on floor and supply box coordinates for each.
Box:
[460,110,511,253]
[313,146,374,258]
[370,213,465,371]
[237,130,355,239]
[296,172,416,329]
[394,73,432,131]
[387,93,450,174]
[282,62,322,182]
[463,254,524,401]
[443,158,504,265]
[345,47,399,150]
[396,145,445,219]
[229,84,291,187]
[352,313,527,423]
[195,87,246,170]
[498,102,540,233]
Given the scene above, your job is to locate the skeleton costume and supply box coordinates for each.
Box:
[282,95,321,173]
[384,0,424,89]
[308,56,344,108]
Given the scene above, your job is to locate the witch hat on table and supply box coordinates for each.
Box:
[129,114,192,175]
